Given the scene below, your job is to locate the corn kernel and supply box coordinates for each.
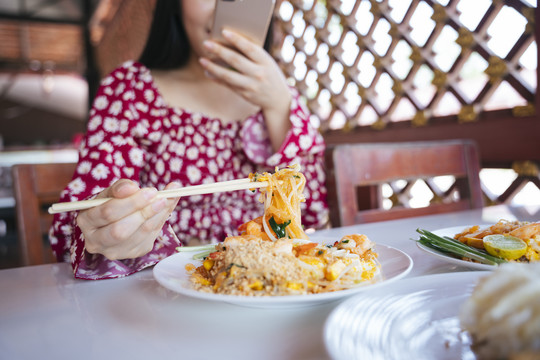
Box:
[249,280,263,290]
[286,282,303,290]
[203,259,214,271]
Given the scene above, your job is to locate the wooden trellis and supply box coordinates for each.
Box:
[272,0,539,206]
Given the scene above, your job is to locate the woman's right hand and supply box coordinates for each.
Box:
[199,30,292,152]
[76,179,180,260]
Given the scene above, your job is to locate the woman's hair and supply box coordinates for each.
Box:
[139,0,274,69]
[138,0,188,69]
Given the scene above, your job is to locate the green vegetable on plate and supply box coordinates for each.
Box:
[415,228,507,266]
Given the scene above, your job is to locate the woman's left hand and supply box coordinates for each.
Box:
[199,29,292,151]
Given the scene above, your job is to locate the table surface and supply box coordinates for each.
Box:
[1,204,538,360]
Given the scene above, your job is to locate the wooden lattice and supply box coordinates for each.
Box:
[272,0,539,206]
[273,0,535,130]
[383,177,464,210]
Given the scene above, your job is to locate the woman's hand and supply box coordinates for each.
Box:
[199,29,292,151]
[76,179,180,260]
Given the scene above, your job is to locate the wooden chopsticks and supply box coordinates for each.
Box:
[48,178,266,214]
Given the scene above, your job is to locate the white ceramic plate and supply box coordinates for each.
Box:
[153,243,413,308]
[416,225,496,271]
[324,271,490,360]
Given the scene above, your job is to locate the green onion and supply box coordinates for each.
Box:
[269,216,291,238]
[415,228,507,265]
[225,263,246,271]
[176,244,216,252]
[192,251,213,260]
[176,244,216,260]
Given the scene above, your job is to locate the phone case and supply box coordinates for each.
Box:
[212,0,276,46]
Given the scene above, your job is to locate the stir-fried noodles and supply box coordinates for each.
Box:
[184,165,380,296]
[249,164,308,241]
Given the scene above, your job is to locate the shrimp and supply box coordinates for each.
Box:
[237,217,271,240]
[337,234,373,257]
[509,222,540,241]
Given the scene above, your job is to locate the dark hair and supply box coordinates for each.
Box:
[138,0,188,69]
[139,0,274,70]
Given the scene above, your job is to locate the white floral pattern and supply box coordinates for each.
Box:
[50,62,328,280]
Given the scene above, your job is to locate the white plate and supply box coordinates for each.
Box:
[153,243,413,308]
[324,271,490,360]
[416,225,496,271]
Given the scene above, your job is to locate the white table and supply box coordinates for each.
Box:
[1,205,538,360]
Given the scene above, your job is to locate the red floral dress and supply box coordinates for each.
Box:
[49,61,328,280]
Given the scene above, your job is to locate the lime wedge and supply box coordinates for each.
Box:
[483,234,527,260]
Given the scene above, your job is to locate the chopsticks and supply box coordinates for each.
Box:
[48,178,267,214]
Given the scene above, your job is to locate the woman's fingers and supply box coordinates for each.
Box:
[81,181,182,260]
[163,182,182,213]
[129,206,173,257]
[200,29,290,114]
[221,29,268,64]
[199,57,248,90]
[203,40,257,75]
[84,187,159,228]
[95,179,139,199]
[114,185,180,259]
[83,197,168,259]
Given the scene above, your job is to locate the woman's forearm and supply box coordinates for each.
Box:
[262,92,292,152]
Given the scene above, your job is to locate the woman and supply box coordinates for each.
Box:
[50,0,328,280]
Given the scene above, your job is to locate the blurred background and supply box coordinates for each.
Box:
[0,0,538,267]
[0,0,155,267]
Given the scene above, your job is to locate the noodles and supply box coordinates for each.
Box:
[185,165,381,296]
[249,164,308,240]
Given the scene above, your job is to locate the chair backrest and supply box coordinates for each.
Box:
[12,162,76,266]
[325,140,484,227]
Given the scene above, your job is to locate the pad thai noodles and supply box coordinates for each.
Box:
[183,165,381,296]
[249,164,308,241]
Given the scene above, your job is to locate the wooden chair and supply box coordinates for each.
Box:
[12,162,76,266]
[325,140,484,227]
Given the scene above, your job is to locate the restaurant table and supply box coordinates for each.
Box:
[1,204,538,360]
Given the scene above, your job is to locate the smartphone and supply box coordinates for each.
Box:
[211,0,276,47]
